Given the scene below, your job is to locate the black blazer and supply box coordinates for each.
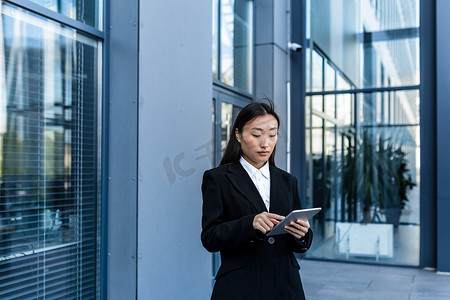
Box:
[201,162,312,300]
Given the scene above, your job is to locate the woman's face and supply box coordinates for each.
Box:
[236,114,278,169]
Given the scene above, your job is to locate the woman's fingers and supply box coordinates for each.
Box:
[252,215,271,233]
[283,226,302,239]
[295,219,310,229]
[253,212,285,234]
[284,219,310,239]
[266,213,285,221]
[289,219,310,231]
[253,213,311,238]
[270,219,280,225]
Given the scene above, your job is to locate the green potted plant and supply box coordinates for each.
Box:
[342,130,416,226]
[378,143,416,226]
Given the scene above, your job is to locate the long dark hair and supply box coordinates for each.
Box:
[219,100,280,166]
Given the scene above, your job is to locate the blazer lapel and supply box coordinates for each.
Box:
[269,166,289,215]
[225,163,267,213]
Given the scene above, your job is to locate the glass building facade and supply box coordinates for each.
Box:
[211,0,422,269]
[1,0,449,298]
[0,0,102,298]
[304,0,420,265]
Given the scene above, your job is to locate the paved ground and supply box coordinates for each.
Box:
[299,259,450,300]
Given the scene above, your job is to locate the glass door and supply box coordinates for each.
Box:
[211,88,250,282]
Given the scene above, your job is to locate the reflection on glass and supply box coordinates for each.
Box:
[360,90,419,127]
[311,95,322,116]
[311,116,323,154]
[363,38,419,88]
[0,3,101,298]
[27,0,102,29]
[337,72,351,90]
[324,62,335,91]
[363,0,419,30]
[309,0,419,89]
[220,102,240,156]
[312,50,323,92]
[324,95,335,118]
[220,0,253,93]
[324,121,337,237]
[305,48,311,92]
[336,94,353,126]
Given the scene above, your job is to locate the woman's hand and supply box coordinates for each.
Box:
[284,219,310,239]
[253,212,284,234]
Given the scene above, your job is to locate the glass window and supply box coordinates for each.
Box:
[220,102,237,156]
[218,0,253,93]
[311,50,323,92]
[305,0,420,266]
[337,72,351,90]
[305,48,311,92]
[0,3,101,298]
[28,0,102,30]
[324,95,335,118]
[324,62,335,91]
[311,95,323,115]
[336,93,353,126]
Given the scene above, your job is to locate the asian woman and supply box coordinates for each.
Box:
[201,100,312,300]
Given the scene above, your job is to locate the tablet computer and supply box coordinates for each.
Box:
[267,207,321,236]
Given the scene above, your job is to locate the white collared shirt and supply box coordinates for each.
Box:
[239,156,271,211]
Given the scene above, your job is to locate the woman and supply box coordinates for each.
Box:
[201,101,313,300]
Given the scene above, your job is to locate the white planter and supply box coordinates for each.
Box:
[336,222,394,260]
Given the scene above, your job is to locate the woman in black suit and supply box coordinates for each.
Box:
[201,101,313,300]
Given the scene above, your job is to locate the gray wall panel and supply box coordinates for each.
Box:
[273,46,288,170]
[436,0,450,272]
[274,0,287,50]
[255,44,274,98]
[419,0,437,269]
[107,0,139,298]
[137,0,212,298]
[255,0,274,45]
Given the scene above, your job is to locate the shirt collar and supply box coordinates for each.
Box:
[239,156,270,180]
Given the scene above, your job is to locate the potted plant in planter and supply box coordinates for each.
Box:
[377,142,416,226]
[342,130,416,226]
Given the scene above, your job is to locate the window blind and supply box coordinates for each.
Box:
[0,3,101,299]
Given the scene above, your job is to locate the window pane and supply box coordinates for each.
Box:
[305,48,311,92]
[337,72,351,90]
[324,62,335,91]
[311,95,323,116]
[336,93,353,126]
[220,102,240,156]
[311,50,323,92]
[324,95,335,118]
[27,0,102,30]
[0,3,101,298]
[362,37,419,88]
[220,0,253,93]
